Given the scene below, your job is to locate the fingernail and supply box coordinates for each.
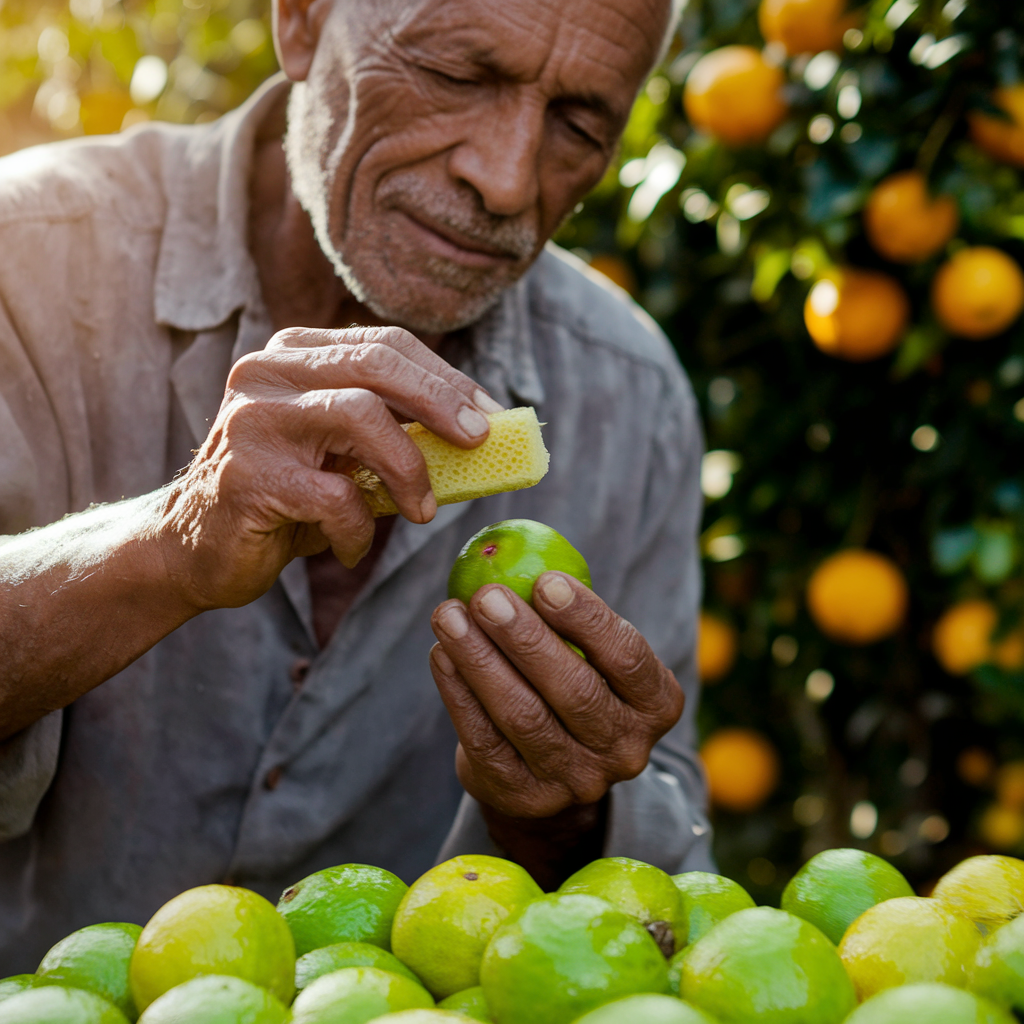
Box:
[538,573,574,609]
[439,604,469,639]
[431,644,456,676]
[479,587,515,624]
[420,492,437,522]
[457,406,489,437]
[474,389,505,413]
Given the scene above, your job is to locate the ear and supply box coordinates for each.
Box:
[273,0,336,81]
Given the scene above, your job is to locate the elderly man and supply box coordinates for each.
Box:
[0,0,709,969]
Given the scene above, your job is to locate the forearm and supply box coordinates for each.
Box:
[0,491,199,740]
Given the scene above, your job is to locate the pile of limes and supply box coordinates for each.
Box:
[2,849,1022,1024]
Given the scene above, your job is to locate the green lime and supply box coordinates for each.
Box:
[0,985,129,1024]
[437,986,492,1021]
[781,848,914,944]
[290,966,433,1024]
[136,975,289,1024]
[0,976,48,1004]
[933,856,1024,933]
[843,982,1015,1024]
[670,873,755,948]
[297,942,421,991]
[361,1013,468,1023]
[447,521,591,606]
[391,855,543,999]
[37,922,142,1020]
[479,892,669,1024]
[971,912,1024,1011]
[838,896,980,1000]
[279,864,409,957]
[679,906,855,1024]
[129,884,295,1012]
[570,993,721,1024]
[558,858,684,956]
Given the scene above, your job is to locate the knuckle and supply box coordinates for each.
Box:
[510,697,560,749]
[225,352,262,389]
[268,327,309,349]
[349,341,396,375]
[569,765,610,806]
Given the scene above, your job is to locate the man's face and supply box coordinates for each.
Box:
[282,0,669,334]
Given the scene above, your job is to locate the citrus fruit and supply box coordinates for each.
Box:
[843,982,1015,1024]
[838,896,980,999]
[757,0,860,56]
[996,762,1024,810]
[670,872,755,948]
[291,967,434,1024]
[129,884,295,1012]
[297,942,422,992]
[932,247,1024,340]
[803,269,909,361]
[683,46,788,147]
[37,921,142,1020]
[0,985,130,1024]
[863,171,959,264]
[588,255,637,296]
[698,612,738,684]
[479,893,669,1024]
[557,857,684,955]
[278,864,408,957]
[363,1013,468,1023]
[806,549,908,645]
[0,977,48,1004]
[447,520,591,607]
[136,975,289,1024]
[979,805,1024,852]
[932,855,1024,931]
[700,728,780,812]
[933,600,999,675]
[391,855,543,1000]
[969,85,1024,168]
[678,906,855,1023]
[570,993,721,1024]
[781,848,914,944]
[971,912,1024,1012]
[436,986,492,1021]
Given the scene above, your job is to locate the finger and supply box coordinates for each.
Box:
[467,584,631,752]
[532,572,685,727]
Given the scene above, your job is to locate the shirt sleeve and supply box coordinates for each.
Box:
[0,712,62,842]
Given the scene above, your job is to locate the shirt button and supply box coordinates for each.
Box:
[289,657,312,690]
[264,766,283,791]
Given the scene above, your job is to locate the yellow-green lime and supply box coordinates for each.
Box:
[569,993,721,1024]
[362,1013,468,1023]
[933,856,1024,932]
[670,872,755,948]
[448,520,591,606]
[480,892,670,1024]
[679,906,855,1024]
[37,922,143,1021]
[838,896,980,1000]
[129,885,295,1012]
[437,986,492,1021]
[0,985,129,1024]
[558,857,684,956]
[137,975,289,1024]
[843,982,1015,1024]
[781,849,914,944]
[971,913,1024,1012]
[297,942,421,991]
[0,976,48,1004]
[290,966,433,1024]
[278,864,409,956]
[391,855,543,999]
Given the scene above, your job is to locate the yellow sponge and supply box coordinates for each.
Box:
[352,406,550,517]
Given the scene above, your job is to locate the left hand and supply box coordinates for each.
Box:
[429,572,685,821]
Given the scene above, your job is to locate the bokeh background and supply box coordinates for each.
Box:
[3,0,1024,902]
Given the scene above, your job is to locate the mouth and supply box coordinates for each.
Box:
[395,208,524,270]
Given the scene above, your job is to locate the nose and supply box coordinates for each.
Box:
[448,88,544,218]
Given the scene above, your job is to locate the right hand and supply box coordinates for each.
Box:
[158,325,499,612]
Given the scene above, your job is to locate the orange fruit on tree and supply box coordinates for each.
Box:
[969,85,1024,167]
[683,46,788,147]
[932,599,998,675]
[758,0,861,56]
[804,268,909,361]
[863,170,959,264]
[979,804,1024,851]
[932,247,1024,339]
[700,727,780,812]
[806,549,908,645]
[698,611,738,684]
[996,762,1024,811]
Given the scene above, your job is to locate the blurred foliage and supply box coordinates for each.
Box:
[2,0,1024,901]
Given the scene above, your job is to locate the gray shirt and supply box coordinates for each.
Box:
[0,76,710,972]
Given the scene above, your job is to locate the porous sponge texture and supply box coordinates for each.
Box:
[353,407,549,517]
